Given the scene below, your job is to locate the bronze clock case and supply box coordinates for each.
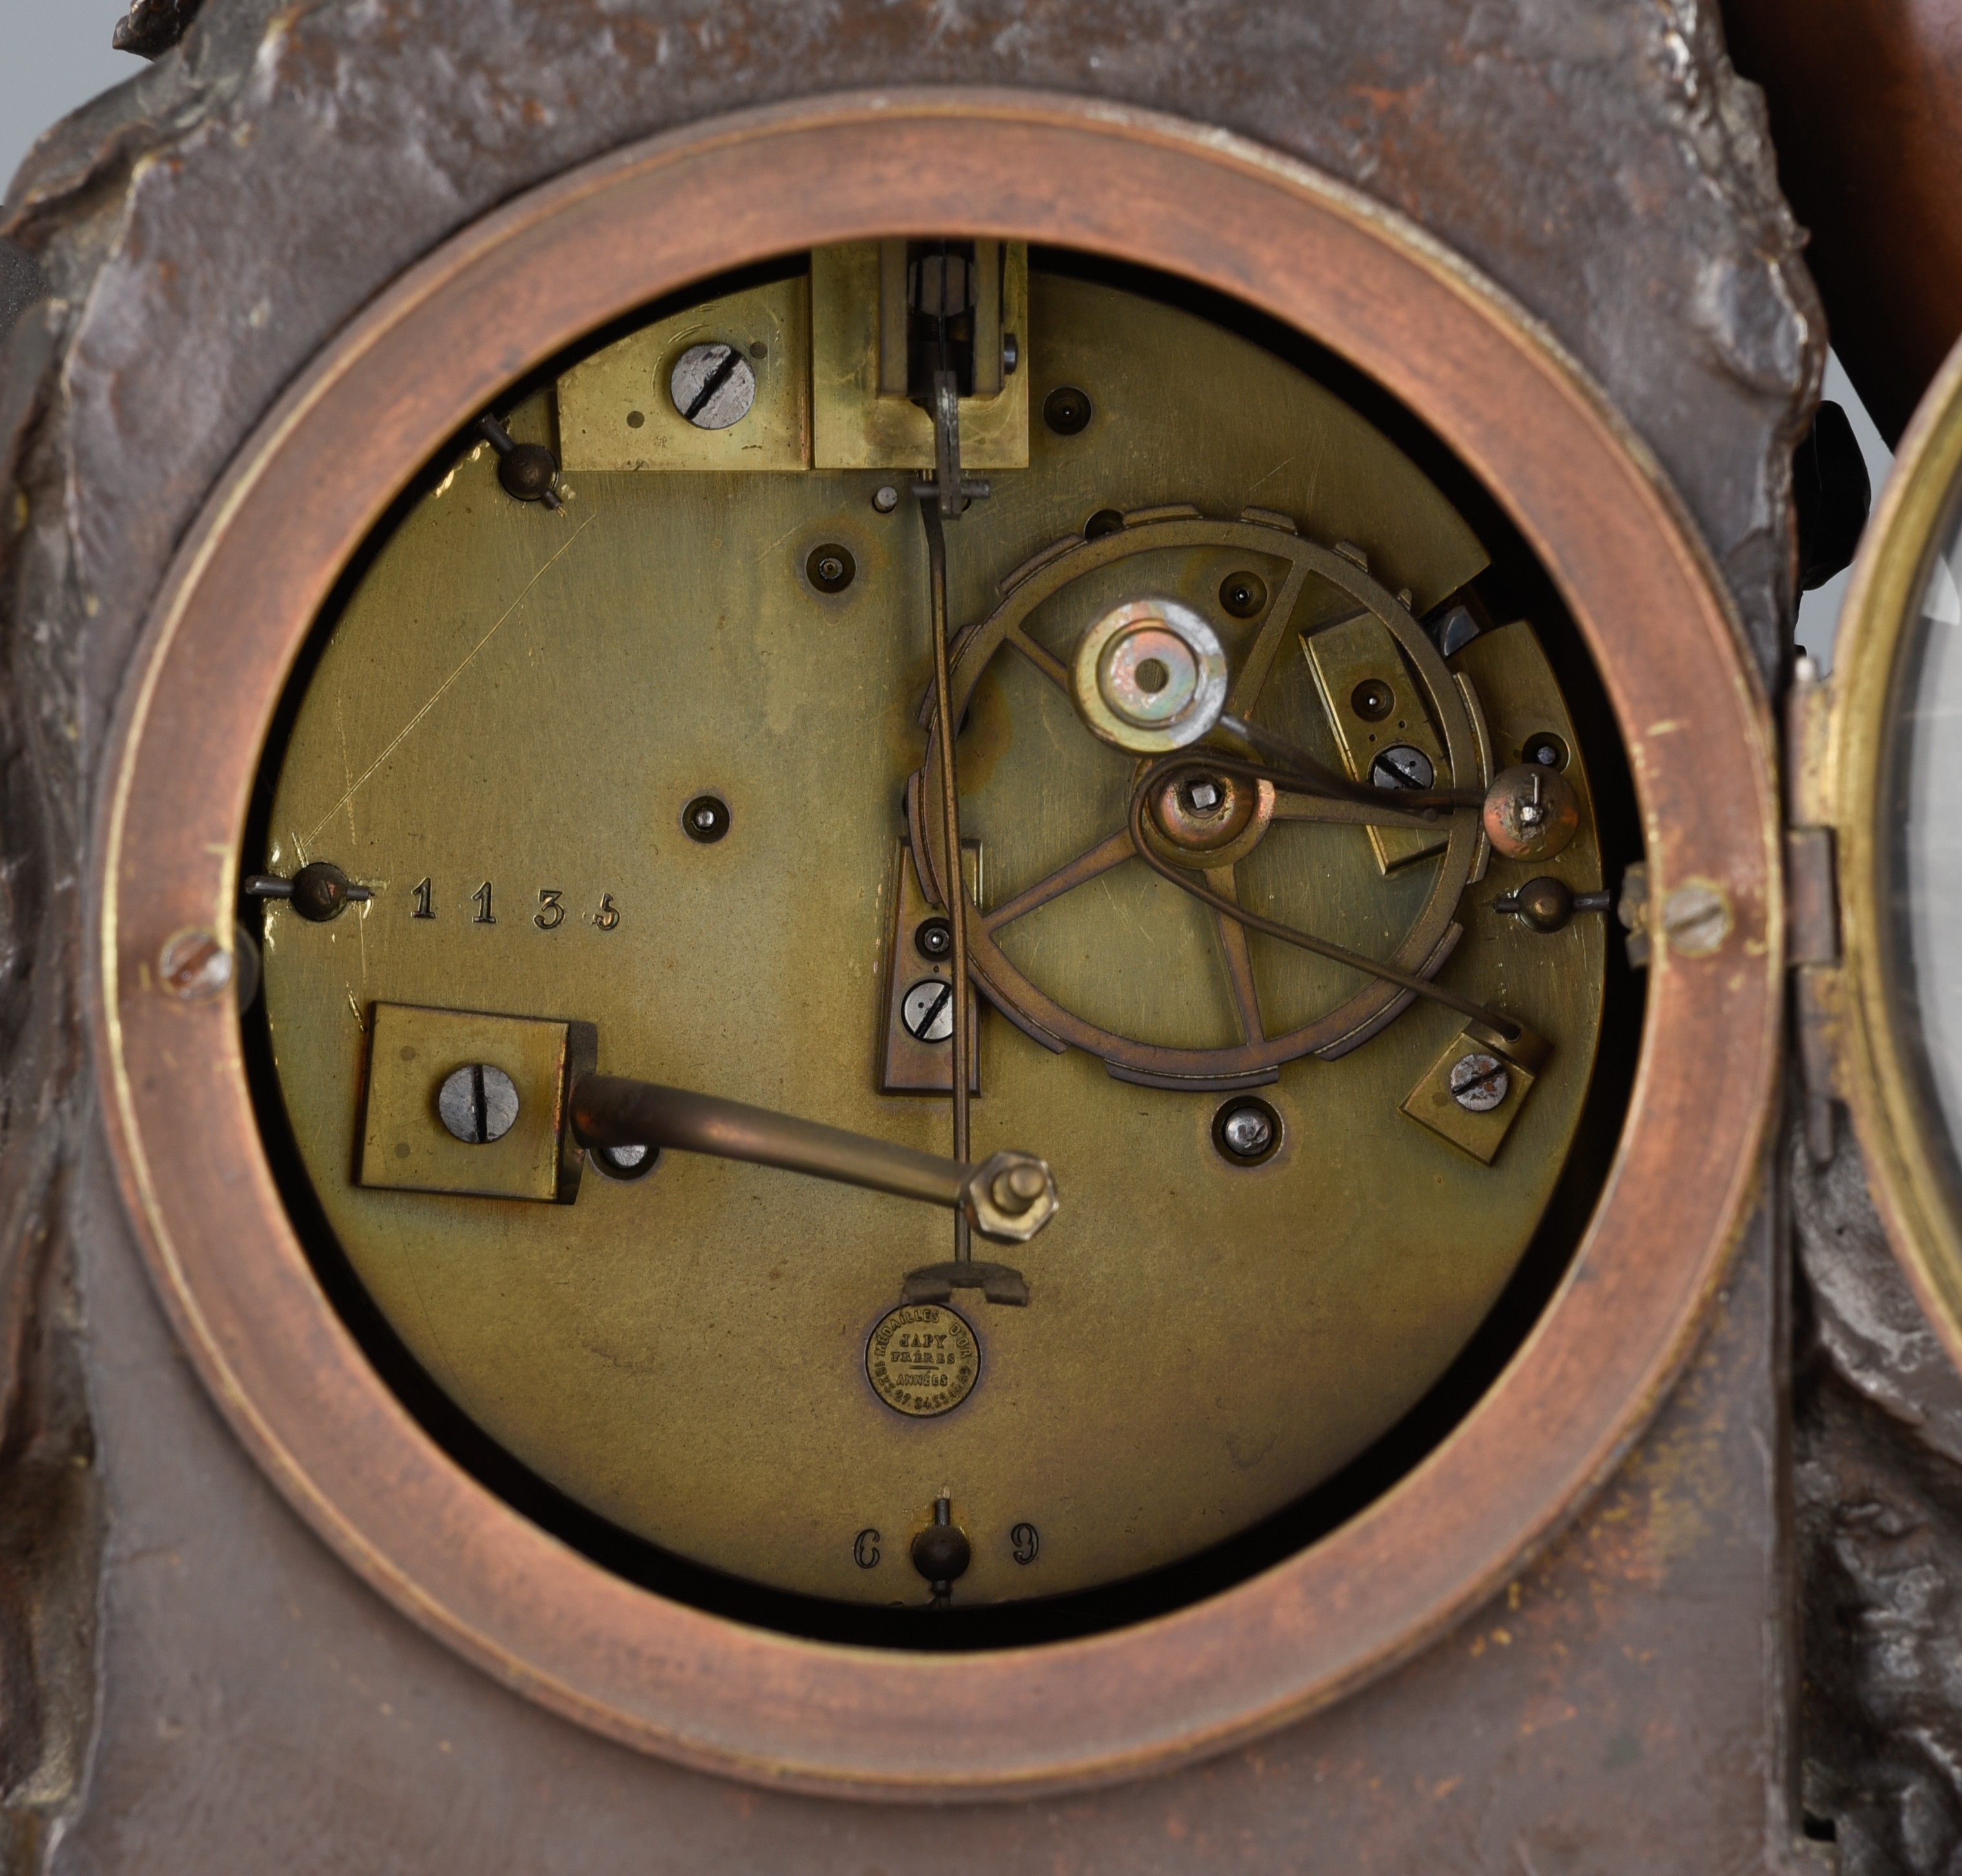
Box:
[93,92,1779,1799]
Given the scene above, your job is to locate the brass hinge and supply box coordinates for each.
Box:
[1786,656,1844,1161]
[1786,826,1839,967]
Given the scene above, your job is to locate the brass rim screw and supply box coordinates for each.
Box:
[158,929,232,1002]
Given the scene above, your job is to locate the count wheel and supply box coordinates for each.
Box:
[914,512,1488,1089]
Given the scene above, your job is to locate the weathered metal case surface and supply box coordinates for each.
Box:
[0,0,1828,1868]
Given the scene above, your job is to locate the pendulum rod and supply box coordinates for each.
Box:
[918,360,989,1264]
[921,489,970,1259]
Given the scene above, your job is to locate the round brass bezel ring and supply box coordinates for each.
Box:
[1829,330,1962,1364]
[92,90,1780,1802]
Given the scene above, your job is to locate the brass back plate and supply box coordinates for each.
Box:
[259,269,1603,1608]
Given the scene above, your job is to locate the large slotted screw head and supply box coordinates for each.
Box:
[1662,880,1732,956]
[671,343,756,430]
[1448,1053,1511,1113]
[158,928,232,1002]
[900,978,956,1043]
[1370,744,1436,791]
[437,1064,520,1144]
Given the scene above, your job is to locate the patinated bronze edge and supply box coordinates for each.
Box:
[88,90,1781,1800]
[1829,332,1962,1364]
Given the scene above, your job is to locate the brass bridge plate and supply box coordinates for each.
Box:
[358,1002,587,1203]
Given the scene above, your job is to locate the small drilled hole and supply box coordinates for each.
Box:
[1044,386,1093,436]
[806,543,856,594]
[1351,678,1395,722]
[1219,572,1268,618]
[683,794,731,843]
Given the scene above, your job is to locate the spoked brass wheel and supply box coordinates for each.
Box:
[913,512,1501,1086]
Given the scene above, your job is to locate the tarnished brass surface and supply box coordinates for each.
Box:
[258,267,1604,1606]
[558,275,812,472]
[812,242,1029,469]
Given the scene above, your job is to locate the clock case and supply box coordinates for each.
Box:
[0,0,1841,1867]
[91,93,1781,1792]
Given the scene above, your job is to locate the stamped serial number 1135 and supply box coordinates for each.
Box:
[409,878,621,931]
